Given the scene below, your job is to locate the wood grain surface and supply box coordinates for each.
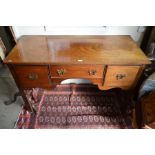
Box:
[4,35,150,65]
[50,65,104,78]
[104,66,140,87]
[13,65,51,88]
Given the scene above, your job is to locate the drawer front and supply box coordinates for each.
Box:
[104,66,140,87]
[50,65,104,78]
[13,65,51,88]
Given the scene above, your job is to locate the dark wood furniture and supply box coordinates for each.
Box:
[140,91,155,128]
[4,35,150,112]
[0,26,16,56]
[0,26,16,66]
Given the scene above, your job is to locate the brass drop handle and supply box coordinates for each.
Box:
[57,69,66,76]
[116,74,126,80]
[28,73,38,80]
[88,70,97,76]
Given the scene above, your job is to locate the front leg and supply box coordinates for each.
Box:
[20,89,36,114]
[4,89,36,114]
[4,91,21,105]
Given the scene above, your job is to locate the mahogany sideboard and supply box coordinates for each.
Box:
[4,35,150,112]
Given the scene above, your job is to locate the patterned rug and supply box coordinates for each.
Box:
[15,84,133,129]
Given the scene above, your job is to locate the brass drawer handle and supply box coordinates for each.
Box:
[116,74,126,80]
[88,70,97,76]
[28,73,38,80]
[57,69,66,76]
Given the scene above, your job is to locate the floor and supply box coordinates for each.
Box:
[0,64,22,129]
[15,84,132,129]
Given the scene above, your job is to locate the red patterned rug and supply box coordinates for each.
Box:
[15,84,133,129]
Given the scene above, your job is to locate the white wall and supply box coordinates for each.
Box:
[12,26,146,45]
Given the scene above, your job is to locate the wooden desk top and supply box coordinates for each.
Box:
[4,35,150,65]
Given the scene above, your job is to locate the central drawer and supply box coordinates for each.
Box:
[50,65,104,78]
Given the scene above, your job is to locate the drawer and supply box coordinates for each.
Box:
[50,65,104,78]
[13,65,51,89]
[104,66,140,87]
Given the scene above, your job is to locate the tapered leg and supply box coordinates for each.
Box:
[4,89,36,114]
[4,91,21,105]
[135,100,143,128]
[7,65,36,114]
[20,89,36,114]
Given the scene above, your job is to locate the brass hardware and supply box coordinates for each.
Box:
[88,70,97,76]
[28,73,38,80]
[116,74,126,80]
[57,69,66,76]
